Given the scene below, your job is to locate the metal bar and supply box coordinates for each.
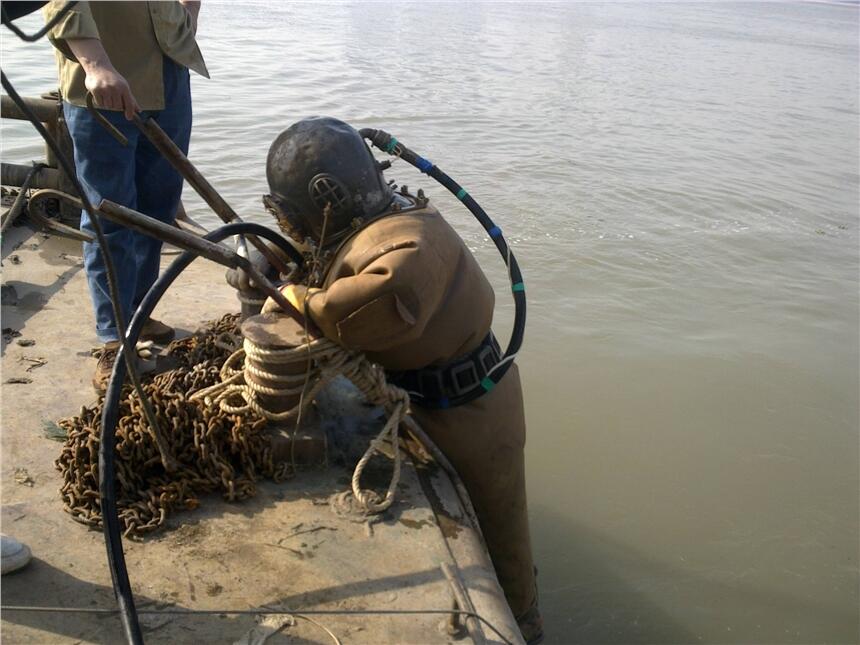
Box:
[0,164,40,234]
[0,94,56,122]
[22,188,306,326]
[1,162,60,189]
[98,199,241,268]
[97,199,300,319]
[130,113,292,276]
[33,188,236,265]
[174,200,208,237]
[82,93,128,145]
[442,563,488,645]
[82,93,293,276]
[133,115,230,215]
[44,119,58,167]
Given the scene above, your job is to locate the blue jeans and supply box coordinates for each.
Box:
[64,56,192,343]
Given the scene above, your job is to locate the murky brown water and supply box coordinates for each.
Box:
[2,3,858,643]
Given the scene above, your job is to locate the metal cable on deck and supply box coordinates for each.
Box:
[0,605,513,645]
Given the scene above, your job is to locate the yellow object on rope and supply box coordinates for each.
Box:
[280,284,321,314]
[191,335,408,515]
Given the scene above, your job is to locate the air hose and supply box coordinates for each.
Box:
[3,66,195,645]
[359,128,527,408]
[2,10,160,642]
[98,222,301,645]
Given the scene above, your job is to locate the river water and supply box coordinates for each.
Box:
[2,3,858,643]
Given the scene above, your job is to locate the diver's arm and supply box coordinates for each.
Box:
[303,247,447,352]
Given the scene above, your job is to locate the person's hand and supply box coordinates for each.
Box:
[85,64,140,120]
[67,38,141,120]
[262,284,320,315]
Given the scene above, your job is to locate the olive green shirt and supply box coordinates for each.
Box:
[44,1,209,111]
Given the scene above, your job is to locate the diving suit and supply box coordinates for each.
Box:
[262,117,542,642]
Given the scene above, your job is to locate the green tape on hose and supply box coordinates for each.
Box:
[481,377,495,392]
[456,188,468,201]
[512,282,525,293]
[385,137,399,153]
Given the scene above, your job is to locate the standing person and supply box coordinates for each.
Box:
[43,1,208,391]
[262,117,544,644]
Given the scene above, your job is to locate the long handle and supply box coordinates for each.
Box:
[84,94,293,276]
[95,197,304,323]
[28,187,308,326]
[98,199,302,323]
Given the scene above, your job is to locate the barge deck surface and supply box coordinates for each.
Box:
[0,223,521,644]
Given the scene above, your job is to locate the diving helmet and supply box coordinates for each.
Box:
[264,117,393,246]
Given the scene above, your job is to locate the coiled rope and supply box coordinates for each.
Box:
[191,335,408,514]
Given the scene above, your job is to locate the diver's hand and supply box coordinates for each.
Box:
[262,284,320,315]
[225,239,293,293]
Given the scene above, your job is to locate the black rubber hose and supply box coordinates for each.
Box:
[1,19,283,645]
[2,1,77,40]
[359,128,527,408]
[98,221,298,645]
[1,68,169,645]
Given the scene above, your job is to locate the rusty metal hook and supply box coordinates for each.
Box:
[85,92,129,146]
[26,188,94,242]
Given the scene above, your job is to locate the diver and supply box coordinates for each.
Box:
[261,117,543,643]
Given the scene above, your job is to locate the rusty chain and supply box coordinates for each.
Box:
[55,314,292,538]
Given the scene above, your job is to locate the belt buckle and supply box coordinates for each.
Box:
[476,345,496,376]
[476,333,501,376]
[449,361,479,396]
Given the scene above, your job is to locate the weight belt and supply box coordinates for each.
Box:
[386,332,502,408]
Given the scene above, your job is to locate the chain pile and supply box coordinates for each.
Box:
[56,313,290,538]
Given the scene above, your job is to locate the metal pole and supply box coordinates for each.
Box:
[131,114,293,276]
[0,163,41,234]
[441,563,488,645]
[1,161,60,189]
[96,199,305,324]
[0,94,56,121]
[82,93,293,276]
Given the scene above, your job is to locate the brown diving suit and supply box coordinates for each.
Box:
[303,199,537,618]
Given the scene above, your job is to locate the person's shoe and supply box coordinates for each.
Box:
[1,535,32,575]
[93,340,121,394]
[516,603,544,645]
[139,318,175,344]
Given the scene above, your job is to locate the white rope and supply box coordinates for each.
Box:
[190,334,409,514]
